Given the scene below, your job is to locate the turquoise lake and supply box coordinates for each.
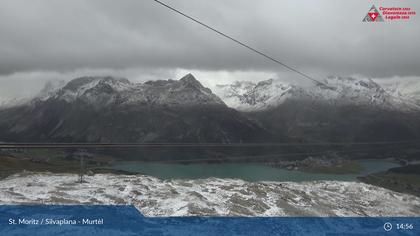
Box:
[109,159,399,182]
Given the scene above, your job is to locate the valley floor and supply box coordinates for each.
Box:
[0,172,419,217]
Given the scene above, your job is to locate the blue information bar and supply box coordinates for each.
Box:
[0,205,418,235]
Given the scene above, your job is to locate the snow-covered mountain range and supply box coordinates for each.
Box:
[33,74,225,108]
[2,74,420,113]
[213,76,420,112]
[0,74,225,110]
[0,74,266,143]
[1,74,420,143]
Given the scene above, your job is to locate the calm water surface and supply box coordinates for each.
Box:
[109,159,399,182]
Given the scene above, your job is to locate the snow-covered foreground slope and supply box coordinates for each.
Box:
[0,172,419,217]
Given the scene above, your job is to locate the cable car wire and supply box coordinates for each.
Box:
[151,0,330,87]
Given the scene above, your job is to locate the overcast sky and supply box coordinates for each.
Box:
[0,0,419,100]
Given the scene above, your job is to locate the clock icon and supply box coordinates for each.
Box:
[384,222,393,232]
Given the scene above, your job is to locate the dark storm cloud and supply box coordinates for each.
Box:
[0,0,419,78]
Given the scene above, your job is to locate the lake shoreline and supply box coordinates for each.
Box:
[108,159,400,182]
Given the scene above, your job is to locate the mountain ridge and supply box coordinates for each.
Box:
[0,74,271,144]
[36,74,226,109]
[1,74,420,145]
[213,76,420,112]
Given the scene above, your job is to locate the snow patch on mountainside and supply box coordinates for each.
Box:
[376,79,420,105]
[214,79,294,111]
[0,98,30,109]
[0,172,419,217]
[0,80,66,109]
[51,76,132,103]
[37,79,67,101]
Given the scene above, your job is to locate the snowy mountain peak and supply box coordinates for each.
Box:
[216,81,255,96]
[376,79,420,103]
[62,76,131,92]
[213,76,420,112]
[178,74,204,90]
[1,79,66,109]
[180,73,199,84]
[29,74,226,108]
[255,78,274,87]
[53,76,133,103]
[323,76,383,92]
[214,79,294,111]
[38,79,66,100]
[125,74,225,107]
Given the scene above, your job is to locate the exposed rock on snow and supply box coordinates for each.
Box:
[0,172,419,217]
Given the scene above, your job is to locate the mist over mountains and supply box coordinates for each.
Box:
[0,74,269,144]
[1,74,420,145]
[213,76,420,112]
